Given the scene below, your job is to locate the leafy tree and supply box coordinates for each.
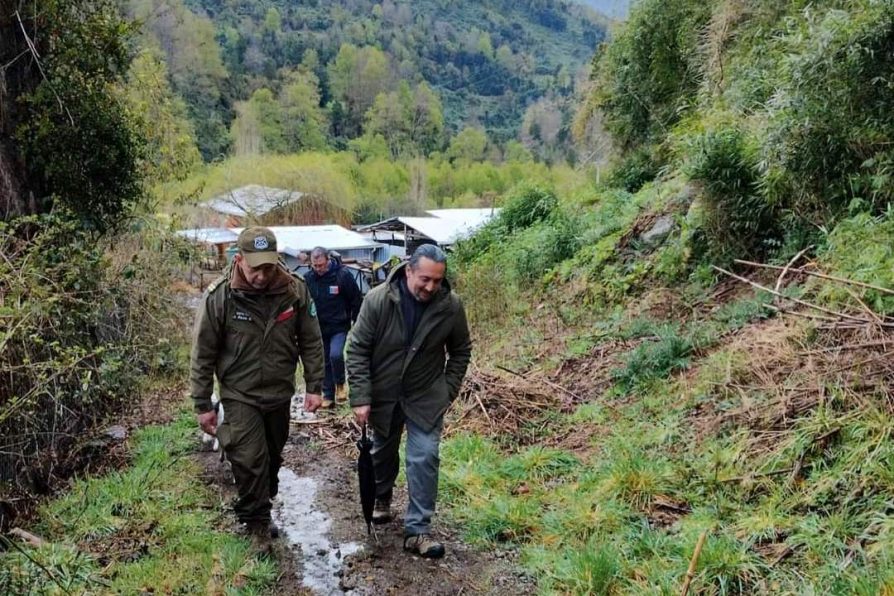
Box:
[363,81,444,158]
[448,127,489,163]
[122,49,201,185]
[504,140,534,163]
[230,88,285,155]
[327,44,392,138]
[128,0,230,160]
[348,133,392,162]
[280,71,329,152]
[14,0,145,232]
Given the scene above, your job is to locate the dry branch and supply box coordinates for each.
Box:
[680,531,708,596]
[734,259,894,296]
[713,265,894,328]
[446,364,571,437]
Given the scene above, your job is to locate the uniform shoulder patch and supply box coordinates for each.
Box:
[205,275,227,294]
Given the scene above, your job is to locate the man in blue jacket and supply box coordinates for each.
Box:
[304,246,363,408]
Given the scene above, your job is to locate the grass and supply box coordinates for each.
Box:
[443,216,894,594]
[0,410,276,594]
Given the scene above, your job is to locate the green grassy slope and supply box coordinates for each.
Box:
[443,0,894,592]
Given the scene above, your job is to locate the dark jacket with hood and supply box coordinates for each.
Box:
[345,262,472,436]
[190,263,325,414]
[303,259,363,338]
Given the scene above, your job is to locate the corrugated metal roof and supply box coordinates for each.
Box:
[176,228,239,245]
[357,208,500,245]
[231,225,382,257]
[204,185,304,217]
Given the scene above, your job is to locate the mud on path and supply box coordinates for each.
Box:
[198,409,534,595]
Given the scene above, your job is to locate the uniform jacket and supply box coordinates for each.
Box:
[346,262,472,436]
[303,259,363,337]
[190,265,325,413]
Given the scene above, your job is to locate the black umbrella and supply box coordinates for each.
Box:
[357,423,377,540]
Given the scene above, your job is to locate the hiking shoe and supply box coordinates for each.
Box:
[372,499,392,524]
[320,398,335,410]
[403,534,445,559]
[268,522,281,539]
[335,384,348,403]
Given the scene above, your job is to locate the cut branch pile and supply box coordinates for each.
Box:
[446,364,576,438]
[701,258,894,452]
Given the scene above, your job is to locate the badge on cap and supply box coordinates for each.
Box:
[254,236,269,250]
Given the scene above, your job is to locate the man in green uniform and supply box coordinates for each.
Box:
[190,227,325,539]
[346,244,472,559]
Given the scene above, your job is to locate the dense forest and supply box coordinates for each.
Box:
[125,0,606,164]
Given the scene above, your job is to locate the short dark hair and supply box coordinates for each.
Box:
[409,244,447,268]
[310,246,328,260]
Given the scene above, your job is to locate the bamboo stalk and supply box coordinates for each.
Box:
[774,246,813,296]
[734,259,894,296]
[714,266,893,327]
[681,531,709,596]
[798,341,892,355]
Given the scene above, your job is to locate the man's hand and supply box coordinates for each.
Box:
[304,392,323,413]
[197,410,217,436]
[353,405,370,426]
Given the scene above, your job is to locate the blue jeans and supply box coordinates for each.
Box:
[322,332,347,399]
[371,404,442,536]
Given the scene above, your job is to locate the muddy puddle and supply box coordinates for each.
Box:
[273,468,363,594]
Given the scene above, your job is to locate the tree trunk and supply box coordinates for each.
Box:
[0,1,40,220]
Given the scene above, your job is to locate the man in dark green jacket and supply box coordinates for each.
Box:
[346,244,472,559]
[190,227,325,539]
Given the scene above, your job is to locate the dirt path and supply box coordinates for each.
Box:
[199,408,534,595]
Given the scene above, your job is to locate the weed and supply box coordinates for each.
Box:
[613,328,694,392]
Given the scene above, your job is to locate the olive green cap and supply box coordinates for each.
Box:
[237,226,279,267]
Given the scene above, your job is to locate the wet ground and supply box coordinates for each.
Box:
[198,402,535,595]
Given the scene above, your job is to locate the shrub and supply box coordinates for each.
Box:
[0,214,191,492]
[685,127,777,262]
[606,146,660,193]
[589,0,712,149]
[499,184,559,232]
[761,3,894,218]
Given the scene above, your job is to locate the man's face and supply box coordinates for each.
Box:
[405,257,446,303]
[235,254,276,290]
[311,255,328,276]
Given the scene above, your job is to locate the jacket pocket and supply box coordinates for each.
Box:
[218,330,246,379]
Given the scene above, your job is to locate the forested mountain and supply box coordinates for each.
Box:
[126,0,605,162]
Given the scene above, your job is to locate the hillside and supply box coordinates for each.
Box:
[128,0,606,160]
[444,0,894,592]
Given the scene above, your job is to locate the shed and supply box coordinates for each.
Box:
[176,227,239,287]
[357,207,500,252]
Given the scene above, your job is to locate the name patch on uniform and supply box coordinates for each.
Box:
[233,310,252,322]
[328,285,340,295]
